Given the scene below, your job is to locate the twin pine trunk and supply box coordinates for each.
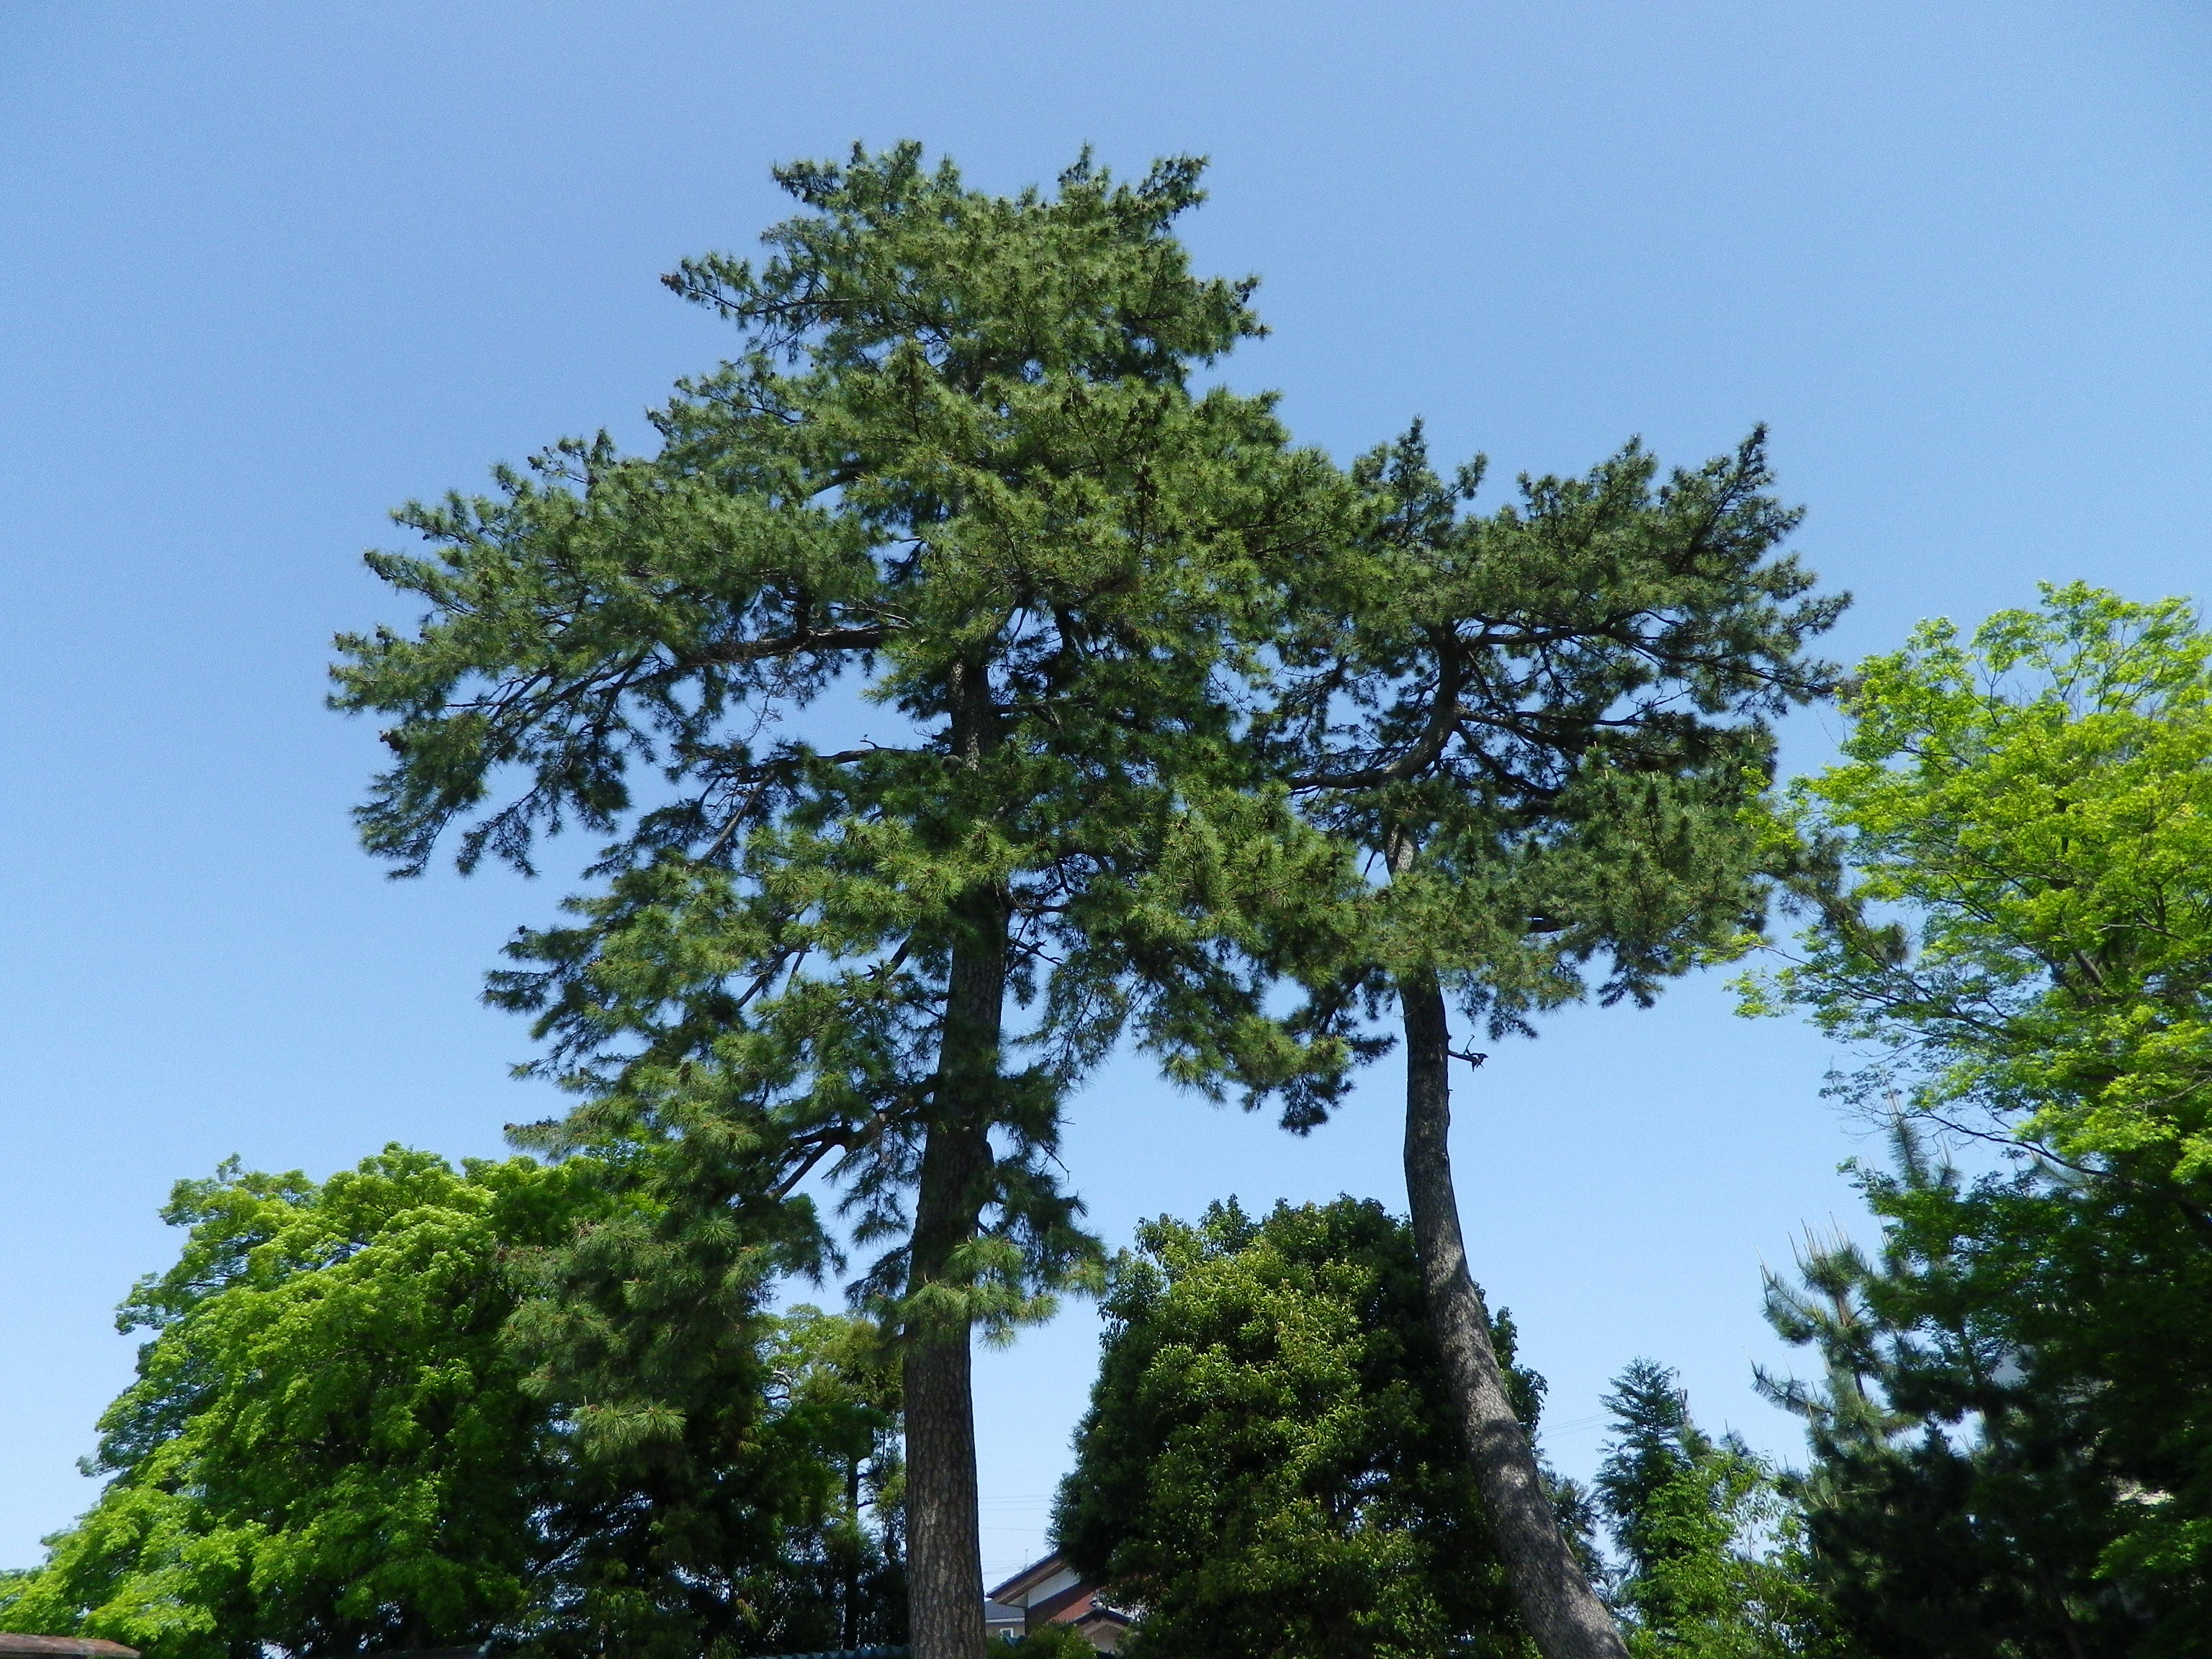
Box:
[1398,969,1630,1659]
[899,945,1627,1659]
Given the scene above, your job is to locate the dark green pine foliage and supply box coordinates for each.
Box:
[1239,424,1843,1659]
[507,1132,907,1659]
[1053,1197,1570,1659]
[1760,1120,2204,1657]
[1267,423,1843,1042]
[331,144,1349,1659]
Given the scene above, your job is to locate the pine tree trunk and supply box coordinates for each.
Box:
[905,929,998,1659]
[906,660,1002,1659]
[902,1332,981,1659]
[1399,967,1630,1659]
[844,1454,863,1650]
[904,1236,986,1659]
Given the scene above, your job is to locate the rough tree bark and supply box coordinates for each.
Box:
[1399,966,1631,1659]
[905,660,1003,1659]
[904,925,999,1659]
[904,1124,992,1659]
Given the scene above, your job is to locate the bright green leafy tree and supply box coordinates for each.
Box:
[330,144,1347,1659]
[1,1150,589,1659]
[1596,1361,1840,1658]
[1053,1196,1580,1659]
[1745,581,2212,1194]
[1743,584,2212,1655]
[0,1149,903,1659]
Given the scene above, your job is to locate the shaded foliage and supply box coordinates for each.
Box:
[1759,1123,2206,1655]
[510,1131,905,1659]
[1054,1197,1581,1659]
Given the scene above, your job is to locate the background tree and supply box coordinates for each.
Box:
[509,1131,907,1659]
[1596,1362,1712,1596]
[0,1150,588,1659]
[1054,1196,1577,1659]
[0,1149,904,1659]
[1755,1120,2200,1655]
[332,145,1348,1659]
[1596,1362,1839,1658]
[1249,426,1843,1659]
[1743,583,2212,1653]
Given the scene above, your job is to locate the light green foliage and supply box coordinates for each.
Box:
[0,1149,907,1659]
[1616,1457,1825,1659]
[1053,1198,1555,1659]
[1596,1362,1840,1658]
[1744,583,2212,1184]
[0,1150,593,1659]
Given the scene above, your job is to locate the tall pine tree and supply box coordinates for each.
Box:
[333,145,1345,1659]
[1248,426,1843,1659]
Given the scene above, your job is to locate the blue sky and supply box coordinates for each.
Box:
[3,0,2206,1583]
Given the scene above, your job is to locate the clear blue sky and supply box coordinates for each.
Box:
[4,0,2206,1583]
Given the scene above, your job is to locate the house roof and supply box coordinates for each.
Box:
[985,1550,1072,1605]
[1033,1582,1131,1634]
[0,1638,141,1659]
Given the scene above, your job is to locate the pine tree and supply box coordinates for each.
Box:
[1596,1360,1714,1584]
[1758,1123,2171,1656]
[505,1137,909,1659]
[331,145,1345,1659]
[1247,426,1843,1659]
